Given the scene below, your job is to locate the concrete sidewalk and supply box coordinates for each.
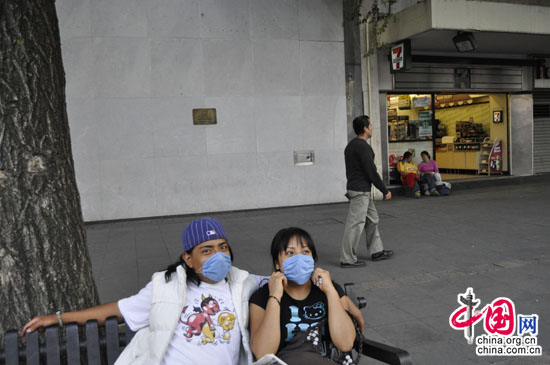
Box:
[86,175,550,364]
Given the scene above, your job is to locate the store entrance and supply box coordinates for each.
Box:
[387,93,509,184]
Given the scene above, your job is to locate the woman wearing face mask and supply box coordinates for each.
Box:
[21,217,257,365]
[249,227,357,363]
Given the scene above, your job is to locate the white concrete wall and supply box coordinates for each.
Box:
[56,0,347,221]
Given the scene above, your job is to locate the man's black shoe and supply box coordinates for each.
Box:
[371,250,394,261]
[340,261,366,268]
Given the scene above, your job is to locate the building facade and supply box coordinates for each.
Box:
[56,0,550,221]
[56,0,348,221]
[360,0,550,185]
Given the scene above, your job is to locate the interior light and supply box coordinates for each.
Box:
[453,32,476,52]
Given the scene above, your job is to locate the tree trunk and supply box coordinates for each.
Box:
[0,0,99,336]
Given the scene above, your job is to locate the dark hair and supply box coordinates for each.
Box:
[421,151,430,159]
[164,244,234,285]
[352,115,370,135]
[270,227,318,270]
[403,151,412,159]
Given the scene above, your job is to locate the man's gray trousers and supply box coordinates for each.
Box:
[340,190,384,264]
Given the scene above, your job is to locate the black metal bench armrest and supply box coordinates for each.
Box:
[361,336,412,365]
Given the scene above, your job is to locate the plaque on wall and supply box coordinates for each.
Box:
[193,108,217,125]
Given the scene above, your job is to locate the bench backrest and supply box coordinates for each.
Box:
[1,318,133,365]
[1,280,391,365]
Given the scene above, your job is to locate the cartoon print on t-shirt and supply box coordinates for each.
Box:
[284,301,326,342]
[303,302,325,320]
[181,294,220,344]
[218,312,236,340]
[180,293,238,346]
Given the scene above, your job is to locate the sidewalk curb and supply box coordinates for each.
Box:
[388,173,549,196]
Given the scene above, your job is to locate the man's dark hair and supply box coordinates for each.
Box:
[403,151,412,159]
[352,115,370,135]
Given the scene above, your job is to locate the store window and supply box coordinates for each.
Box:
[387,93,509,183]
[388,94,434,184]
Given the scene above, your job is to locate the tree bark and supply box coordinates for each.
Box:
[0,0,99,336]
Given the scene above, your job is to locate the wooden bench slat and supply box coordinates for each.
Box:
[65,323,81,364]
[45,326,61,365]
[25,330,40,365]
[4,330,19,365]
[85,321,101,365]
[105,318,120,365]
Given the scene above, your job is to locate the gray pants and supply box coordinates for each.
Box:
[420,173,437,192]
[340,190,384,264]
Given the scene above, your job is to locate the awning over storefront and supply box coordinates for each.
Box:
[379,0,550,58]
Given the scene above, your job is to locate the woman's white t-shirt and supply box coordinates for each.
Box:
[118,279,241,365]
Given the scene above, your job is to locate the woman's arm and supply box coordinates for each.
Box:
[249,272,286,359]
[341,296,364,334]
[397,162,407,176]
[312,269,356,352]
[20,301,123,336]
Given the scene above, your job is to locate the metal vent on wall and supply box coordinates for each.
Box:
[533,91,550,174]
[393,66,523,91]
[534,104,550,118]
[533,91,550,102]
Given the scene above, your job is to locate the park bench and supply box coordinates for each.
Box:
[0,283,412,365]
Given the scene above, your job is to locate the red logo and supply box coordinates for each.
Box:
[450,288,516,344]
[391,44,404,70]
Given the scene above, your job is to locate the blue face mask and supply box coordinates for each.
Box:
[282,254,314,285]
[197,252,232,282]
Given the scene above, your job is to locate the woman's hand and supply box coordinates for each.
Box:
[268,271,287,300]
[20,314,57,337]
[312,267,336,295]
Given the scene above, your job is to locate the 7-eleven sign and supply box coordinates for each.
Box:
[391,43,405,71]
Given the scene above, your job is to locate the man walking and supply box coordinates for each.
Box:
[340,115,393,268]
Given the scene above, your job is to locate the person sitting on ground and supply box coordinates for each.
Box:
[249,227,359,364]
[21,217,257,365]
[397,151,422,198]
[417,151,440,196]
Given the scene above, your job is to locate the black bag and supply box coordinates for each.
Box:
[277,313,362,365]
[276,323,332,364]
[436,184,450,195]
